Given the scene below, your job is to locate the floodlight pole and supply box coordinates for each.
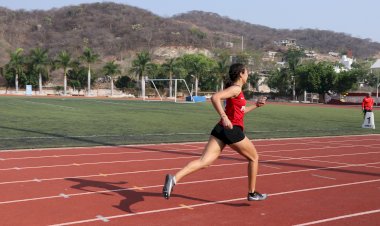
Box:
[377,75,379,106]
[373,68,379,106]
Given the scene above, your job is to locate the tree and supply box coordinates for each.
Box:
[8,48,25,93]
[267,67,293,96]
[179,54,216,95]
[333,70,359,94]
[81,47,99,95]
[129,51,152,97]
[350,60,372,86]
[284,48,305,100]
[161,58,179,98]
[297,61,336,102]
[247,72,261,91]
[214,53,230,91]
[54,50,73,95]
[67,60,88,95]
[29,48,50,94]
[102,60,121,96]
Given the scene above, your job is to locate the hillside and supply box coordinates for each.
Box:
[1,2,380,67]
[173,11,380,58]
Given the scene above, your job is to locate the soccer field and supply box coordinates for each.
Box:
[0,96,378,150]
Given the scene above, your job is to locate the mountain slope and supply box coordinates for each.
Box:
[0,2,379,67]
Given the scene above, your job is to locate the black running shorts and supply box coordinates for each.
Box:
[210,123,245,144]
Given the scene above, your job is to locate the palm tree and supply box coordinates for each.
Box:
[8,48,25,94]
[81,47,99,96]
[162,58,179,98]
[130,51,151,98]
[54,50,73,96]
[215,55,229,91]
[29,48,49,95]
[102,61,121,96]
[284,49,305,100]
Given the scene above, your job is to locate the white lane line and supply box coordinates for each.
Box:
[1,162,379,205]
[1,149,378,172]
[260,144,380,154]
[59,193,69,199]
[50,179,380,226]
[294,209,380,226]
[0,141,209,153]
[1,133,378,153]
[0,150,378,186]
[1,142,378,161]
[16,100,76,110]
[252,136,380,148]
[0,147,199,161]
[95,215,109,223]
[311,174,336,180]
[261,151,380,162]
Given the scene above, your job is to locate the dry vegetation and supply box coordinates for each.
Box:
[0,2,380,67]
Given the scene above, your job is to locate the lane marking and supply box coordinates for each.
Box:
[59,193,69,199]
[179,204,194,210]
[95,215,109,223]
[294,209,380,226]
[1,133,378,153]
[15,99,76,110]
[0,154,379,187]
[1,162,379,205]
[260,144,380,154]
[0,147,199,161]
[1,150,379,171]
[261,164,281,169]
[133,186,144,191]
[1,142,378,163]
[50,179,380,226]
[311,174,336,180]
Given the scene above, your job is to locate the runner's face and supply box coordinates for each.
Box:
[241,69,248,84]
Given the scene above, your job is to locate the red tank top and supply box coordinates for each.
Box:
[219,91,246,129]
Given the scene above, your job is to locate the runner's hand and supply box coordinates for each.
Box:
[222,116,233,129]
[256,96,267,107]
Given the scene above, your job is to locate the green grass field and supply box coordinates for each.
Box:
[0,96,378,150]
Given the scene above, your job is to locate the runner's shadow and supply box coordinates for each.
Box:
[66,178,249,213]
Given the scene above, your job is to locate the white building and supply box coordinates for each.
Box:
[334,55,354,73]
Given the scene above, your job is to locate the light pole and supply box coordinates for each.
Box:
[377,75,379,106]
[371,68,379,106]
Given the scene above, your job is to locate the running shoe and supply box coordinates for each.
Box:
[247,191,267,201]
[163,174,175,199]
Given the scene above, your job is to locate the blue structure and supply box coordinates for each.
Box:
[186,96,206,102]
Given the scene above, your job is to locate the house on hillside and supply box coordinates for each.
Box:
[304,50,317,58]
[328,51,339,57]
[281,39,297,47]
[262,51,277,61]
[334,55,354,73]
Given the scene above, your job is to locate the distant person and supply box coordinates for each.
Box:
[362,92,374,117]
[162,63,267,202]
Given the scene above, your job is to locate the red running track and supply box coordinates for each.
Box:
[0,135,379,226]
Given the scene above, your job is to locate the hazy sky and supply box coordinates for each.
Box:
[1,0,379,43]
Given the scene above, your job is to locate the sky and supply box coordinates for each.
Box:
[0,0,379,43]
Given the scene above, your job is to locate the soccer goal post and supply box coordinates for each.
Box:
[143,78,194,103]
